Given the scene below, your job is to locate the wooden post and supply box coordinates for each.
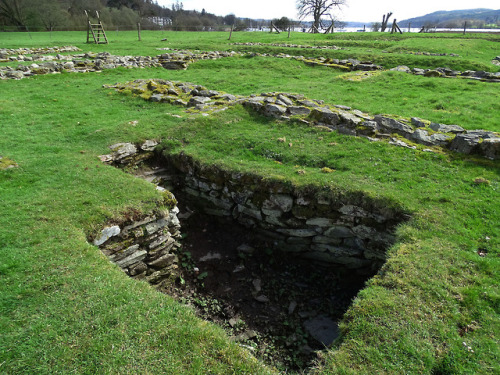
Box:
[463,21,467,35]
[86,10,90,43]
[408,23,411,32]
[228,24,233,40]
[288,26,291,38]
[270,22,280,34]
[391,19,396,34]
[137,22,141,41]
[395,20,403,34]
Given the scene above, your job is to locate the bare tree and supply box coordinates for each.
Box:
[371,21,381,32]
[380,12,392,32]
[297,0,346,33]
[0,0,34,29]
[37,0,69,31]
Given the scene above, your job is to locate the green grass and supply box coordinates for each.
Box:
[165,57,500,131]
[0,71,272,374]
[1,30,500,71]
[0,31,499,374]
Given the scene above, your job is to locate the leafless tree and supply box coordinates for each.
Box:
[380,12,392,32]
[0,0,33,29]
[371,21,381,32]
[296,0,346,33]
[38,0,69,31]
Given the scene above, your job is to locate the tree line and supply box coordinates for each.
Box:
[0,0,353,33]
[0,0,274,31]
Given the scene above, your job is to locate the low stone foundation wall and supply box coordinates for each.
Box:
[98,142,409,272]
[106,79,500,161]
[4,46,497,83]
[0,46,81,59]
[92,208,182,287]
[163,153,407,271]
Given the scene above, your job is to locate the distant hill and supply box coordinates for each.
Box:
[399,8,500,28]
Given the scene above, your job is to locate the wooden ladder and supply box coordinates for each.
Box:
[85,10,108,44]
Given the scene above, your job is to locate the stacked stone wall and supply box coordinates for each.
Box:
[3,47,498,83]
[92,209,182,287]
[98,141,408,272]
[162,152,408,271]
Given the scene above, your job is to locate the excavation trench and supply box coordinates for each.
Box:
[95,145,409,372]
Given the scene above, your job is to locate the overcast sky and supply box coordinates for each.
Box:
[156,0,499,23]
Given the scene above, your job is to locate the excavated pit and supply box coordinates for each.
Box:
[161,206,368,372]
[97,143,409,373]
[136,154,408,372]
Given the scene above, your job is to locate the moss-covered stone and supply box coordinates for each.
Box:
[161,190,178,209]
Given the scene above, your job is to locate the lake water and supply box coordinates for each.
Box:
[254,27,500,34]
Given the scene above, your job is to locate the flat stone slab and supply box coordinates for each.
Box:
[277,228,317,237]
[94,225,121,246]
[303,316,340,346]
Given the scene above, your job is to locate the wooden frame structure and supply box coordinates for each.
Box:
[85,10,108,44]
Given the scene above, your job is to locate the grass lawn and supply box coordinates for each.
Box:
[0,31,499,374]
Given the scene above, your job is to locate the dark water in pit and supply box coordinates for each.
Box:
[161,208,370,373]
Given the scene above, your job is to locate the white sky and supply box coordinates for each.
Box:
[157,0,500,23]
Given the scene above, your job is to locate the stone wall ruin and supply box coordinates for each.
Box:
[92,208,182,287]
[91,140,183,286]
[3,45,499,83]
[161,152,408,273]
[90,141,411,370]
[106,79,500,160]
[99,142,410,274]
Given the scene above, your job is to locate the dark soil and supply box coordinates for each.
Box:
[160,207,368,373]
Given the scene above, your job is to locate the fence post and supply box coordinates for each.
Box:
[288,26,291,38]
[228,24,233,40]
[137,22,141,41]
[463,21,467,35]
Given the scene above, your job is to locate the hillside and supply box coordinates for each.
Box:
[399,8,500,28]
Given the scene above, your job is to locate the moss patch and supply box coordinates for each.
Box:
[161,190,178,210]
[337,70,383,81]
[0,156,18,170]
